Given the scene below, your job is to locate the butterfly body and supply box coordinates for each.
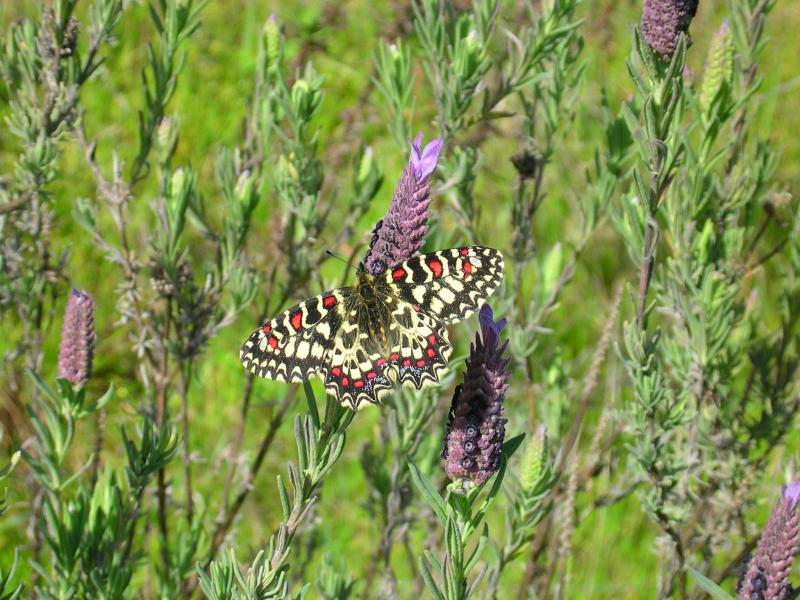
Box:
[353,272,394,351]
[240,246,504,409]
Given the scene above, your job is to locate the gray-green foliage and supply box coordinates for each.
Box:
[1,0,798,598]
[616,0,798,596]
[1,0,123,380]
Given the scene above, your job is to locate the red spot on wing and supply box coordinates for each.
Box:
[290,311,303,330]
[376,358,387,366]
[390,353,399,361]
[323,295,337,308]
[367,372,377,379]
[416,359,426,367]
[262,325,271,334]
[355,380,364,389]
[341,377,349,387]
[402,359,412,367]
[427,259,443,278]
[414,305,422,312]
[463,260,473,278]
[427,335,436,344]
[460,248,470,256]
[392,267,406,281]
[268,336,279,349]
[331,367,341,377]
[427,348,436,358]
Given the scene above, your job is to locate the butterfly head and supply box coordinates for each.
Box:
[356,270,379,303]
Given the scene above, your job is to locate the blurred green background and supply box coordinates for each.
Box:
[2,0,799,597]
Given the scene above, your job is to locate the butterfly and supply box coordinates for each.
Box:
[240,246,504,409]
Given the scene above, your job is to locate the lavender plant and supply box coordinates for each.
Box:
[411,305,521,600]
[1,0,798,597]
[1,0,123,389]
[618,0,800,597]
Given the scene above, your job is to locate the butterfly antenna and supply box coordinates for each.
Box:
[325,250,366,274]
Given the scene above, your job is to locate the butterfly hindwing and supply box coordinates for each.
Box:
[240,289,353,382]
[386,302,453,388]
[383,246,504,323]
[323,301,452,409]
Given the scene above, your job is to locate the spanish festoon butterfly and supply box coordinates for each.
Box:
[240,246,504,409]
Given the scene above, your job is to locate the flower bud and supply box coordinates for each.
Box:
[262,15,281,77]
[234,171,255,209]
[156,117,179,162]
[290,78,321,123]
[520,425,548,491]
[699,20,733,113]
[356,147,374,188]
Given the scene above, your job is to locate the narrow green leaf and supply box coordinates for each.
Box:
[503,433,526,460]
[419,557,444,600]
[28,371,59,405]
[277,475,291,521]
[407,458,449,524]
[94,384,115,412]
[688,566,735,600]
[465,524,489,573]
[303,380,320,429]
[424,548,443,572]
[445,517,463,572]
[294,415,308,472]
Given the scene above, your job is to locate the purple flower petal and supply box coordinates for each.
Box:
[782,481,800,511]
[479,304,507,348]
[408,133,443,183]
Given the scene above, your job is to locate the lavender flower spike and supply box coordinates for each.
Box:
[363,133,443,276]
[57,289,96,387]
[640,0,698,57]
[442,304,510,487]
[739,481,800,600]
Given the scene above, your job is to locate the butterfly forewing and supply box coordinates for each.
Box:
[383,246,504,323]
[240,289,352,381]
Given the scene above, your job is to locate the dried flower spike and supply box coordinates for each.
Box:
[363,133,443,275]
[442,304,509,487]
[640,0,698,57]
[57,289,96,387]
[739,481,800,600]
